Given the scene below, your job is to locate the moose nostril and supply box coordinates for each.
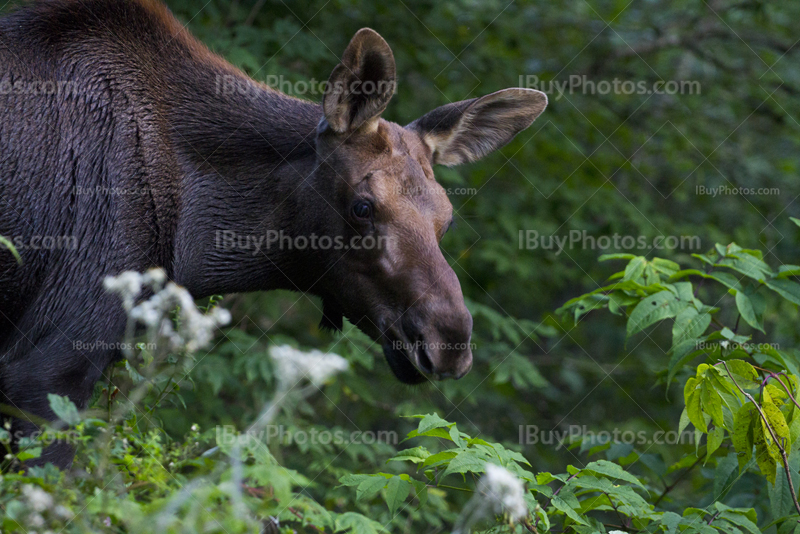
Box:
[416,343,434,375]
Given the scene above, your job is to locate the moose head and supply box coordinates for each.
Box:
[296,29,547,384]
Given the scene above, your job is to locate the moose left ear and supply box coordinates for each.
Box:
[407,88,547,166]
[322,28,396,134]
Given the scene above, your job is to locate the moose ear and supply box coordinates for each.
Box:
[407,88,547,166]
[322,28,396,134]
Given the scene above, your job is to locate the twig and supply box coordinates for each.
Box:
[767,373,800,413]
[604,491,629,529]
[707,511,721,525]
[653,456,702,507]
[721,361,800,519]
[244,0,267,26]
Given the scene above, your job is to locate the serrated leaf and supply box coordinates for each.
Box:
[627,290,689,338]
[768,448,800,521]
[417,413,451,434]
[686,382,707,432]
[701,381,724,427]
[335,512,388,534]
[442,450,486,478]
[754,424,778,484]
[718,252,773,281]
[733,404,755,469]
[356,476,388,502]
[765,278,800,306]
[551,495,589,525]
[735,290,766,333]
[384,476,411,516]
[672,308,712,347]
[582,459,645,489]
[623,256,647,282]
[706,426,725,461]
[388,447,430,464]
[47,394,81,426]
[714,453,739,499]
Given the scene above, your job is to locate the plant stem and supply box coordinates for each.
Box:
[722,360,800,519]
[653,456,702,507]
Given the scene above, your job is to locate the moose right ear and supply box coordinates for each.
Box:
[322,28,397,134]
[407,88,547,166]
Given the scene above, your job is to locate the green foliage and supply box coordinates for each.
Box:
[560,242,800,530]
[1,0,800,532]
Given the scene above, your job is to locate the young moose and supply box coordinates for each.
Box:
[0,0,547,468]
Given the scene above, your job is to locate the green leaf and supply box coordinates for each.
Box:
[672,308,712,346]
[582,459,646,489]
[733,403,756,469]
[623,256,647,282]
[599,253,637,262]
[755,424,778,484]
[765,278,800,306]
[47,394,81,426]
[335,512,388,534]
[388,447,430,465]
[768,448,800,521]
[417,413,452,434]
[706,426,725,460]
[714,453,739,499]
[627,290,689,338]
[777,265,800,279]
[735,290,766,333]
[384,476,411,516]
[685,378,707,432]
[762,392,791,454]
[551,495,589,525]
[421,450,458,468]
[701,381,724,428]
[356,476,388,502]
[442,450,486,478]
[718,251,773,281]
[660,511,682,534]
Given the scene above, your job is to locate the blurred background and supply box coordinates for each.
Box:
[6,0,800,527]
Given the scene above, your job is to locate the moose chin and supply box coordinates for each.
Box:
[0,0,547,468]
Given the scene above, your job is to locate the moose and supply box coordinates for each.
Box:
[0,0,547,468]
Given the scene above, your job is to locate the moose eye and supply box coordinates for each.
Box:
[352,200,372,219]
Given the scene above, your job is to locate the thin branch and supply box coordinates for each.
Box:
[653,456,702,507]
[721,361,800,519]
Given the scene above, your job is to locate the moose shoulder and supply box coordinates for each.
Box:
[0,0,547,468]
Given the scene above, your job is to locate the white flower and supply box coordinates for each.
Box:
[269,345,349,387]
[54,505,73,520]
[106,270,231,354]
[22,485,53,513]
[143,268,166,287]
[453,464,528,533]
[477,464,528,521]
[103,271,143,311]
[27,513,45,527]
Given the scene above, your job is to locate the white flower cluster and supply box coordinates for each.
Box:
[453,464,528,533]
[268,345,349,388]
[20,484,72,531]
[477,464,528,521]
[104,269,231,353]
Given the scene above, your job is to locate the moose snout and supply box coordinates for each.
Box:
[404,302,474,380]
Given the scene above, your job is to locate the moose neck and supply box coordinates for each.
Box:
[169,66,329,299]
